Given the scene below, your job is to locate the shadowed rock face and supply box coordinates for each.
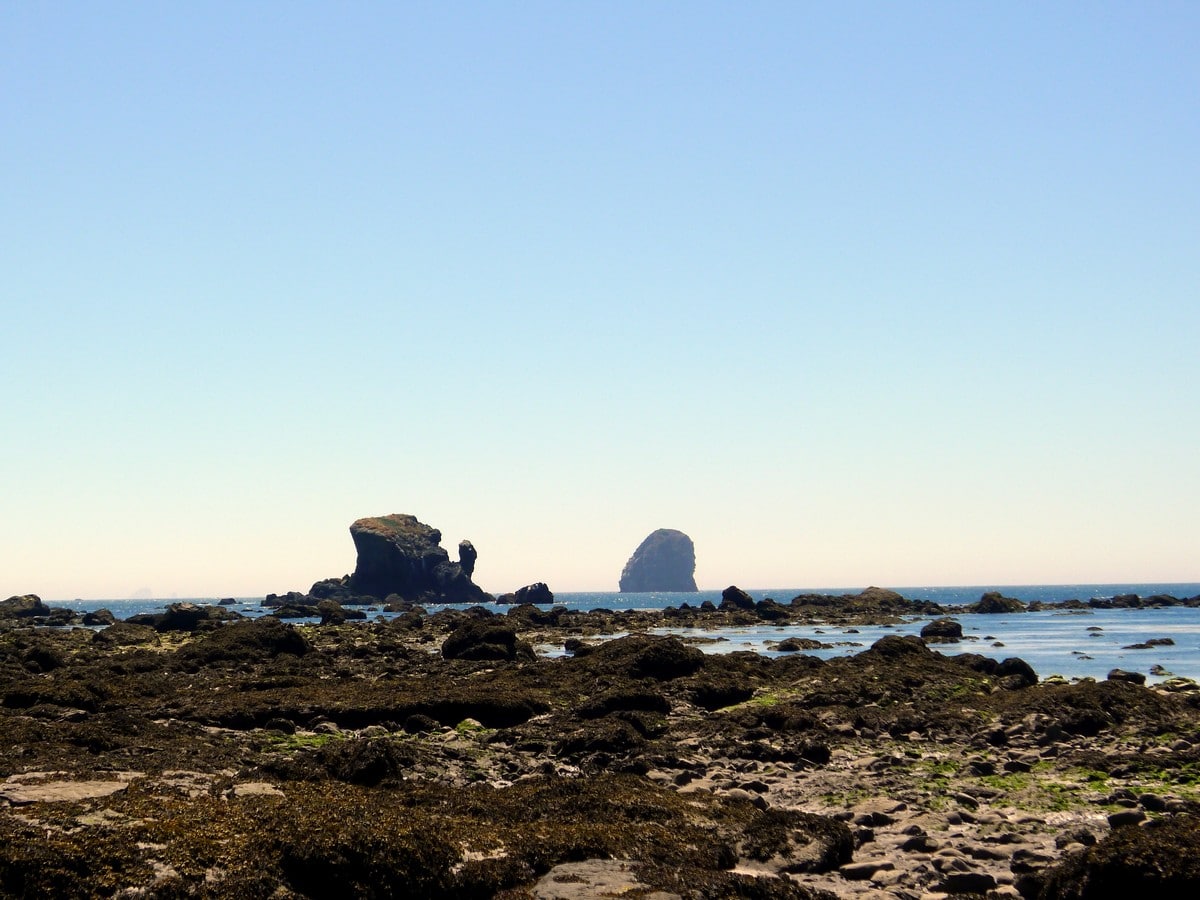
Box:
[348,514,490,604]
[619,529,698,592]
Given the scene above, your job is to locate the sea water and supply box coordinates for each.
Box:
[50,582,1200,684]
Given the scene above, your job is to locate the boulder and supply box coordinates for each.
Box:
[92,621,159,646]
[971,591,1027,613]
[720,585,755,610]
[514,582,554,605]
[157,602,242,632]
[175,618,312,665]
[572,634,704,681]
[996,656,1038,688]
[317,599,348,625]
[921,618,963,642]
[442,621,532,662]
[81,609,117,627]
[618,529,698,592]
[0,595,51,618]
[1107,668,1146,685]
[1034,813,1200,899]
[263,591,317,608]
[348,514,490,604]
[775,637,824,652]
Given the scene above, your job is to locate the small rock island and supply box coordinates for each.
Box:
[619,528,698,592]
[310,514,492,606]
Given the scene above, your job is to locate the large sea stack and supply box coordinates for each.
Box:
[348,514,490,604]
[619,528,698,592]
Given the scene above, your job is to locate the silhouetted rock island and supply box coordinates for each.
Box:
[347,513,491,604]
[298,514,493,606]
[619,528,698,592]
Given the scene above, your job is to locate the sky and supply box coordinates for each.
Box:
[3,2,1197,600]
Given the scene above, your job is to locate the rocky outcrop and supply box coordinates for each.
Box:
[515,582,553,604]
[921,618,963,642]
[619,529,698,592]
[347,514,491,604]
[441,621,533,662]
[970,591,1027,613]
[0,595,51,618]
[720,585,755,610]
[458,541,477,577]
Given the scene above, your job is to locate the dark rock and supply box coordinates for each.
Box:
[867,635,930,658]
[218,598,238,605]
[921,618,963,642]
[1123,637,1175,650]
[754,598,791,620]
[402,713,441,734]
[266,590,315,608]
[442,622,532,662]
[776,637,824,652]
[1108,668,1146,685]
[938,871,996,893]
[317,737,416,787]
[577,687,670,718]
[348,514,490,604]
[175,618,312,665]
[458,540,477,577]
[306,580,349,602]
[720,585,756,610]
[618,529,698,592]
[739,808,854,874]
[557,718,645,756]
[270,604,319,619]
[574,634,704,680]
[92,621,159,646]
[157,603,243,632]
[970,591,1026,613]
[0,595,51,618]
[318,600,348,625]
[1107,808,1147,828]
[996,656,1038,688]
[19,640,66,672]
[41,607,79,626]
[562,637,591,657]
[81,609,117,627]
[689,679,755,710]
[514,582,554,605]
[1037,813,1200,898]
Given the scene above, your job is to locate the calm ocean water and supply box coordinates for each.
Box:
[54,582,1200,684]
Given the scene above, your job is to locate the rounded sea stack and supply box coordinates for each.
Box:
[619,529,698,592]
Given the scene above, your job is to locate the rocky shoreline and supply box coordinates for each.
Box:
[3,586,1200,897]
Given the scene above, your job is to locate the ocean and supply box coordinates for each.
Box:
[51,582,1200,685]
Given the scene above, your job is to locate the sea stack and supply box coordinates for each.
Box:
[348,514,490,604]
[619,529,698,592]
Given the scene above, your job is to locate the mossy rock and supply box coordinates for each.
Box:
[1034,813,1200,898]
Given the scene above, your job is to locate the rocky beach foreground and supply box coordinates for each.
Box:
[3,588,1200,899]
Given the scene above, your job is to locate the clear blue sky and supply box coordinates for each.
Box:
[3,2,1197,599]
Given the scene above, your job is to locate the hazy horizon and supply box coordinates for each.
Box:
[4,3,1197,601]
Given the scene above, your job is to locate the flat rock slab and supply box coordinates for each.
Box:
[533,859,680,900]
[231,782,285,798]
[1,780,131,804]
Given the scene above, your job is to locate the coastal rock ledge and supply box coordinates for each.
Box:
[619,528,698,592]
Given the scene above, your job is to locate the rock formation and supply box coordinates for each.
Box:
[458,541,477,578]
[347,514,490,604]
[618,529,698,592]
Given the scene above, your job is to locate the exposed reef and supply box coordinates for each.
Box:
[3,590,1200,896]
[619,528,698,592]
